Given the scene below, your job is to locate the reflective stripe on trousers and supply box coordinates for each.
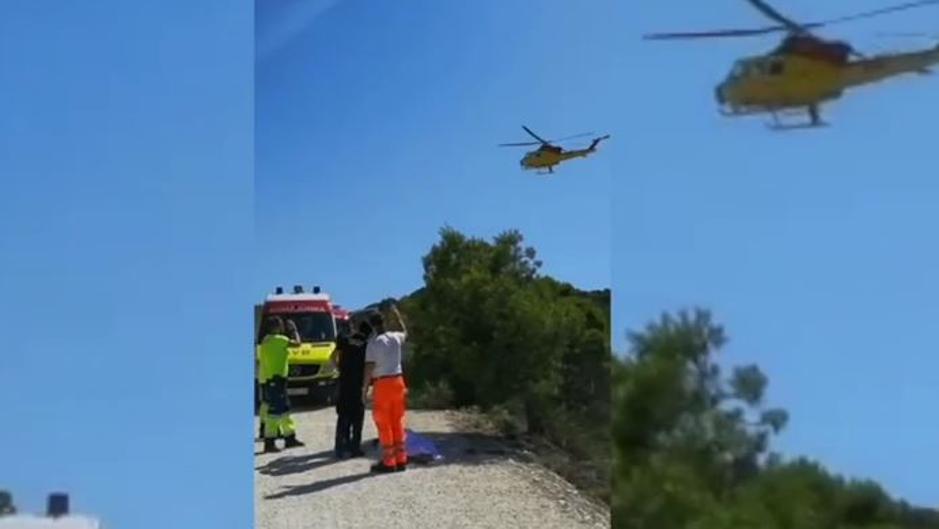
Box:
[262,376,295,439]
[264,413,296,439]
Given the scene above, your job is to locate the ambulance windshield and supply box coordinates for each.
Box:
[287,312,336,343]
[257,311,336,344]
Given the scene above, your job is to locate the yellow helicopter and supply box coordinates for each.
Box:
[499,126,610,174]
[645,0,939,129]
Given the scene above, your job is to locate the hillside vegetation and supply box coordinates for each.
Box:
[613,309,939,529]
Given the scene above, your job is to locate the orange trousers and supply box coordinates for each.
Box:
[372,375,408,466]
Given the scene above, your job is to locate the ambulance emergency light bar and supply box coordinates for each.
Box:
[265,286,331,314]
[272,285,321,295]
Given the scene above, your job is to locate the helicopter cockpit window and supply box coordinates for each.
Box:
[729,61,748,79]
[767,59,785,76]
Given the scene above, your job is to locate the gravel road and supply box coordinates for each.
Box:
[255,407,610,529]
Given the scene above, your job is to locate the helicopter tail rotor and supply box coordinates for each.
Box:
[588,135,611,150]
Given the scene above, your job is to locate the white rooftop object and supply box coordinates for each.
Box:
[0,515,101,529]
[0,493,101,529]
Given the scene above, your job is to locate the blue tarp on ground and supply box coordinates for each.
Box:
[370,429,444,464]
[406,429,443,464]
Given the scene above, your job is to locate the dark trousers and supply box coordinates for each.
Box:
[334,399,365,455]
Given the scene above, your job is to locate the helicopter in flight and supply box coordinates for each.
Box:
[645,0,939,130]
[499,126,610,174]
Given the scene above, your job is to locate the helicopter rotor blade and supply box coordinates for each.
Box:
[644,26,799,39]
[645,0,939,41]
[815,0,939,26]
[875,31,939,37]
[746,0,805,32]
[521,126,550,145]
[799,0,939,57]
[550,132,597,143]
[498,141,542,147]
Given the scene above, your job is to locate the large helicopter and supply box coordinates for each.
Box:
[499,126,610,174]
[645,0,939,129]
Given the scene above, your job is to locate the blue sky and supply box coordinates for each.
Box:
[3,0,934,523]
[0,2,252,527]
[255,0,616,309]
[612,0,939,506]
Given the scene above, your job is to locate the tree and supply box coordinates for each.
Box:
[613,309,938,529]
[406,227,609,435]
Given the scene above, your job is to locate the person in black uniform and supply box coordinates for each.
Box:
[331,318,371,458]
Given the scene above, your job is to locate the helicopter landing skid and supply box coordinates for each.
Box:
[767,120,829,131]
[766,109,828,131]
[718,107,765,117]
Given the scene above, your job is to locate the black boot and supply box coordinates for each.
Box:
[263,439,281,454]
[283,434,305,449]
[370,461,397,473]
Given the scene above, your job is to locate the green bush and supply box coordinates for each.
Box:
[409,380,455,410]
[486,402,526,437]
[613,309,939,529]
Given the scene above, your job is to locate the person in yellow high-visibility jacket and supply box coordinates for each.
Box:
[256,360,267,440]
[259,315,305,453]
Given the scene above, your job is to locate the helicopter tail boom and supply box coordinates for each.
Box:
[560,135,610,160]
[841,45,939,87]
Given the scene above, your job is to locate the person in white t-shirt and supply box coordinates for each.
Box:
[363,303,409,473]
